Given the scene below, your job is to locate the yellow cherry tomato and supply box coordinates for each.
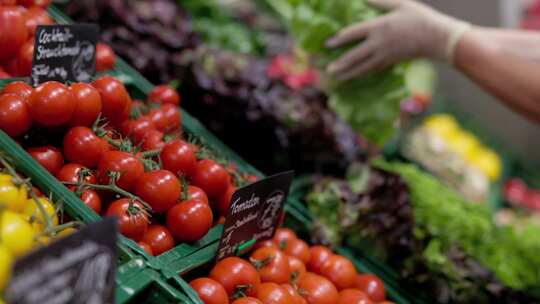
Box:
[0,211,35,257]
[34,235,51,247]
[469,148,502,181]
[423,114,459,138]
[0,173,13,184]
[0,244,13,291]
[0,181,27,212]
[23,197,58,233]
[56,227,77,239]
[446,130,480,159]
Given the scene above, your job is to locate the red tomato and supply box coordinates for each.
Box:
[98,151,144,191]
[320,255,357,290]
[148,85,180,105]
[218,184,236,216]
[15,39,33,76]
[187,185,209,205]
[147,108,168,132]
[92,76,132,124]
[0,6,28,62]
[136,170,181,213]
[288,255,307,283]
[68,83,102,127]
[28,81,75,126]
[95,43,116,72]
[254,282,291,304]
[272,228,297,250]
[166,198,213,242]
[253,239,276,250]
[281,284,307,304]
[284,238,311,265]
[141,130,164,151]
[138,242,153,255]
[0,0,16,5]
[105,198,148,241]
[141,224,175,256]
[160,103,181,131]
[27,146,64,174]
[250,246,290,284]
[129,116,155,144]
[1,81,33,100]
[18,0,51,8]
[337,289,372,304]
[192,159,229,199]
[80,189,102,214]
[189,278,229,304]
[353,274,385,302]
[24,7,53,36]
[209,257,261,297]
[56,163,97,186]
[308,246,333,274]
[160,140,197,177]
[0,93,32,137]
[298,273,339,304]
[63,126,109,169]
[232,298,262,304]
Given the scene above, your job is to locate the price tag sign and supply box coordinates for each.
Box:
[5,218,118,304]
[31,24,98,85]
[217,171,294,260]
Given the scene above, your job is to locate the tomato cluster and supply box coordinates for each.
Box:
[0,76,257,257]
[189,228,391,304]
[0,1,115,78]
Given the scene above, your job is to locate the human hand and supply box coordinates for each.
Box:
[326,0,471,81]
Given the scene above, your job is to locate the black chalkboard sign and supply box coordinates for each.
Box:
[5,218,117,304]
[31,24,98,85]
[217,171,294,260]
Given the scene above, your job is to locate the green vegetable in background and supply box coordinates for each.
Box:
[265,0,409,146]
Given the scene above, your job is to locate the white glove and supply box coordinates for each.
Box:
[326,0,471,81]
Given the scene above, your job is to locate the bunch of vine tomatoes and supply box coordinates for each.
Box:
[0,75,256,257]
[189,228,392,304]
[0,1,115,78]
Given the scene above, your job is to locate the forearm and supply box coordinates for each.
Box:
[454,28,540,123]
[477,27,540,62]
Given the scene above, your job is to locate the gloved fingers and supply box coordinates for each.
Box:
[326,19,379,48]
[327,40,377,75]
[367,0,402,10]
[335,55,384,81]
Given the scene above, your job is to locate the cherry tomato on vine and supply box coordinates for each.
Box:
[337,289,373,304]
[284,238,311,265]
[80,189,102,214]
[288,255,307,283]
[160,103,181,131]
[106,198,148,241]
[218,184,236,216]
[138,241,153,255]
[250,246,290,284]
[29,81,75,126]
[0,244,13,290]
[24,6,53,36]
[129,116,156,144]
[209,257,261,297]
[92,76,132,124]
[1,81,33,100]
[353,274,386,302]
[308,246,333,274]
[272,228,297,250]
[281,284,307,304]
[141,224,175,256]
[160,140,197,178]
[192,159,229,199]
[63,126,109,169]
[141,130,164,151]
[254,282,291,304]
[56,163,97,186]
[187,185,209,205]
[232,298,262,304]
[147,108,168,132]
[1,211,35,257]
[15,39,34,76]
[166,198,213,242]
[148,85,180,105]
[27,146,64,175]
[22,197,58,233]
[96,43,115,72]
[189,277,229,304]
[320,255,357,290]
[68,82,102,127]
[0,6,28,62]
[136,170,181,213]
[0,93,32,137]
[0,176,28,212]
[98,151,144,191]
[298,272,339,304]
